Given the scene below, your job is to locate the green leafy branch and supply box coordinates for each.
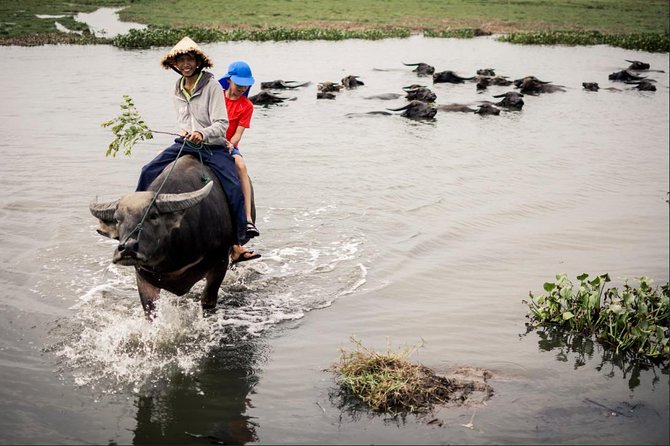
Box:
[101,95,154,157]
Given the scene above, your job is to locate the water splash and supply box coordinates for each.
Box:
[49,234,366,393]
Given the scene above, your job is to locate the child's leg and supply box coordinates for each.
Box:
[233,153,254,225]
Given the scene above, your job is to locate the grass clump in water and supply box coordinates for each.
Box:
[331,338,457,415]
[524,273,670,365]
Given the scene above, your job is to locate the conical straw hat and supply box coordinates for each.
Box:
[160,36,213,69]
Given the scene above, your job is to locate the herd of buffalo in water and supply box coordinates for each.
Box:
[246,59,664,119]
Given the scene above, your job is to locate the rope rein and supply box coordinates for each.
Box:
[121,136,213,245]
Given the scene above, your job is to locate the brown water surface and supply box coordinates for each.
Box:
[0,36,668,444]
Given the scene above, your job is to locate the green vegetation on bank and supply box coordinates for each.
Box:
[114,0,670,35]
[1,0,668,52]
[524,274,670,365]
[112,26,412,48]
[499,30,669,53]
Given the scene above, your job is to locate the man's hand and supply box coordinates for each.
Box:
[187,131,204,144]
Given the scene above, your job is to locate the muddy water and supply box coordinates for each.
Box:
[0,35,668,444]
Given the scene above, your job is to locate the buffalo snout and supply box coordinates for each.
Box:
[113,238,142,265]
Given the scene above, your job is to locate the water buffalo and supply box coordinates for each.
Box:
[626,60,650,71]
[513,76,550,88]
[403,62,435,76]
[435,103,476,113]
[433,70,476,84]
[582,82,622,92]
[475,103,501,115]
[345,111,393,117]
[626,79,657,91]
[249,91,293,105]
[404,86,437,102]
[475,75,512,90]
[625,59,665,73]
[89,155,251,318]
[388,100,437,119]
[475,75,491,91]
[516,77,565,94]
[317,91,337,99]
[318,81,343,92]
[342,75,365,88]
[260,80,310,89]
[608,70,646,82]
[489,76,513,86]
[477,68,496,76]
[492,91,524,110]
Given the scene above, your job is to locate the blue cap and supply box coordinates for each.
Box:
[224,61,255,86]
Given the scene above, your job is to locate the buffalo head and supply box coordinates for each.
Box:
[89,181,213,267]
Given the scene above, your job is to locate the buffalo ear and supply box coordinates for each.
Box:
[95,219,119,240]
[90,199,120,239]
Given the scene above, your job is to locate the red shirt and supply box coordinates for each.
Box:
[224,94,254,145]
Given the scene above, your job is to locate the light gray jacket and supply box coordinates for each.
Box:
[173,71,228,146]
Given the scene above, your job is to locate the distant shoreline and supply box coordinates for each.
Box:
[1,0,668,52]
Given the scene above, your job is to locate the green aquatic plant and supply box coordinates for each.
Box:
[100,95,153,157]
[525,273,670,362]
[498,30,669,53]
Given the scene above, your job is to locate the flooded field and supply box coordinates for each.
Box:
[0,35,668,444]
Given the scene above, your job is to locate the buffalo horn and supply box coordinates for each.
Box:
[89,199,119,221]
[387,104,410,111]
[155,180,213,213]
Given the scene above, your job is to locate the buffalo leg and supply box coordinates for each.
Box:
[201,261,228,310]
[136,272,161,319]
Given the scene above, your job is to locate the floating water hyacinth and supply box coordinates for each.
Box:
[101,95,154,157]
[524,273,670,362]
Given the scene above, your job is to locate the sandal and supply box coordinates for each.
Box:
[231,250,261,266]
[245,222,260,238]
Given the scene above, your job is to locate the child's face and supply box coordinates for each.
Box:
[229,80,249,99]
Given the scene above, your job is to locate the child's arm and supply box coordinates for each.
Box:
[230,126,247,148]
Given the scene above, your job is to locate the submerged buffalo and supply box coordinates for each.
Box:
[317,91,337,99]
[435,103,476,113]
[475,103,501,115]
[404,86,437,102]
[388,100,437,119]
[608,70,647,82]
[403,62,435,76]
[626,60,650,71]
[89,155,253,318]
[249,91,293,105]
[626,79,657,91]
[433,70,476,84]
[582,82,600,91]
[318,81,344,92]
[260,80,310,89]
[342,75,365,88]
[477,68,496,76]
[516,77,565,94]
[491,91,524,110]
[513,76,550,88]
